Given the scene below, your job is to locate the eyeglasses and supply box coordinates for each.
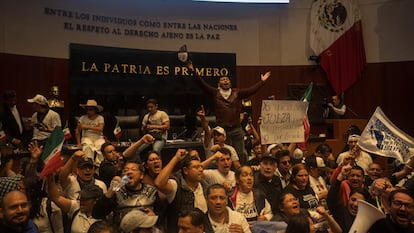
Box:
[280,160,291,165]
[392,200,414,210]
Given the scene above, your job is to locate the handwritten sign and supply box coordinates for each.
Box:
[260,100,308,144]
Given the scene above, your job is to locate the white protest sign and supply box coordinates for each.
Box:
[260,100,308,145]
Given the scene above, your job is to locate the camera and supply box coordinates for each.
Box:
[321,98,329,108]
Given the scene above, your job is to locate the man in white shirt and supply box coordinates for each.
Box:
[27,94,61,145]
[336,134,373,172]
[59,151,107,200]
[204,183,251,233]
[203,148,237,192]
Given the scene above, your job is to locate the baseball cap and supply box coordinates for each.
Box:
[120,209,159,232]
[267,143,282,154]
[305,155,326,169]
[78,184,103,199]
[77,157,94,168]
[261,153,277,162]
[27,94,48,106]
[212,126,226,136]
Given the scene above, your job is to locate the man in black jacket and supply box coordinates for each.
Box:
[254,153,283,214]
[0,90,30,148]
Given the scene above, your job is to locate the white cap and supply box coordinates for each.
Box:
[27,94,48,106]
[212,126,226,136]
[316,156,326,168]
[348,134,361,143]
[267,143,282,154]
[120,209,158,232]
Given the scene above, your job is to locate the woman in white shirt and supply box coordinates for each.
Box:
[76,99,105,165]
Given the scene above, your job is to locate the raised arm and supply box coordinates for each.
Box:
[59,150,85,189]
[154,148,187,195]
[46,174,72,213]
[201,151,223,168]
[196,105,212,148]
[122,134,154,159]
[316,206,343,233]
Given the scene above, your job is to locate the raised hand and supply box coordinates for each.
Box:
[261,71,271,82]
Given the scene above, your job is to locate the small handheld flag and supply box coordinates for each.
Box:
[298,82,313,150]
[63,121,72,141]
[114,120,122,140]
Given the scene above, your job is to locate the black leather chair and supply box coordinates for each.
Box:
[168,114,187,139]
[115,115,141,141]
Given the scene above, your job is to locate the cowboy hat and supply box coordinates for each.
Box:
[79,99,103,112]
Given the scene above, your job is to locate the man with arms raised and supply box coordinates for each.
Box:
[203,147,237,193]
[188,62,271,165]
[155,149,207,233]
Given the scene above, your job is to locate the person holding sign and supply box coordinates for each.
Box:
[187,62,271,165]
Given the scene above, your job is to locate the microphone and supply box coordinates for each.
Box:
[347,107,360,118]
[175,128,187,140]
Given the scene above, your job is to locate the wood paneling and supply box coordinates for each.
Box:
[1,53,413,142]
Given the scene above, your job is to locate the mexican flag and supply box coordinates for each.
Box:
[39,127,65,179]
[297,83,313,150]
[310,0,366,94]
[63,121,72,141]
[113,119,122,140]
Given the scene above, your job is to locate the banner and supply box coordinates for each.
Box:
[69,43,236,117]
[310,0,366,94]
[260,100,308,144]
[358,107,414,163]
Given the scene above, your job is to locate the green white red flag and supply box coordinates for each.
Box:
[297,82,313,150]
[310,0,366,94]
[39,126,65,179]
[113,119,122,140]
[63,121,72,141]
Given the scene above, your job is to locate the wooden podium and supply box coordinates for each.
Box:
[325,119,368,157]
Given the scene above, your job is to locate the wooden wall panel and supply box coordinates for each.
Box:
[1,53,413,139]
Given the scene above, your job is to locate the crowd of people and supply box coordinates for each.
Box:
[1,72,414,233]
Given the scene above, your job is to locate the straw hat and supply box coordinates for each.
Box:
[79,99,103,112]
